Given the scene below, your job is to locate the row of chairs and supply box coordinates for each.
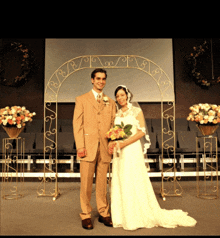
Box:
[0,132,75,154]
[0,118,211,134]
[0,131,220,155]
[0,119,220,154]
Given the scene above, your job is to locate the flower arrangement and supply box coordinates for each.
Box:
[187,103,220,125]
[106,121,132,141]
[0,42,35,87]
[0,106,36,128]
[187,40,220,88]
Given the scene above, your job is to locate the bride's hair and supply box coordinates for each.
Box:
[114,85,133,102]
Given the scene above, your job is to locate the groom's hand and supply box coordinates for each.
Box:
[108,142,116,155]
[77,148,87,158]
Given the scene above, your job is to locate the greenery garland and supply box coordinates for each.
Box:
[0,42,35,87]
[187,40,220,88]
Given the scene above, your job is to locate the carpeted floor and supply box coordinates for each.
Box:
[1,180,220,236]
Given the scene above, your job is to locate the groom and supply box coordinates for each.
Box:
[73,68,115,230]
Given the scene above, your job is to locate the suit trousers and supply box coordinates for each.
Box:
[79,143,110,220]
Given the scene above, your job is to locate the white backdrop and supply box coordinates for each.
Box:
[45,38,174,102]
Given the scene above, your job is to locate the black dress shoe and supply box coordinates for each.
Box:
[98,215,113,227]
[82,218,93,230]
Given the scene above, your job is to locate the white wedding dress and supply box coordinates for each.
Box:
[111,106,197,230]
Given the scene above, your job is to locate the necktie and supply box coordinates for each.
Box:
[97,94,101,103]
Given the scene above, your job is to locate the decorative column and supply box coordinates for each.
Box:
[2,137,25,200]
[196,135,218,199]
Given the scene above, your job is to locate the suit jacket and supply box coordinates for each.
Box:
[73,90,116,162]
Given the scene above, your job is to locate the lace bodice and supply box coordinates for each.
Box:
[116,106,142,118]
[115,106,151,153]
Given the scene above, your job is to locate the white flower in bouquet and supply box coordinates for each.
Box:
[11,108,16,114]
[208,110,216,116]
[208,116,215,123]
[211,104,218,110]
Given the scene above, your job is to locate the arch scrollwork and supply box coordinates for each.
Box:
[43,55,177,200]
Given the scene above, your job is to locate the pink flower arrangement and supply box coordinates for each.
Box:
[0,106,36,128]
[187,103,220,124]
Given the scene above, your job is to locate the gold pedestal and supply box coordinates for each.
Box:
[1,137,25,200]
[196,136,218,199]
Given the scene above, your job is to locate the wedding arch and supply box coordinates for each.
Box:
[40,55,182,201]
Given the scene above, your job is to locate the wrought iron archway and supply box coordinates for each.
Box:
[39,55,182,201]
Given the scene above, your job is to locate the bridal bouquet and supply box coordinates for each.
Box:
[106,121,132,141]
[106,122,132,155]
[0,106,36,128]
[187,103,220,124]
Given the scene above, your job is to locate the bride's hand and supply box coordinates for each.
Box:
[118,140,126,149]
[108,140,127,154]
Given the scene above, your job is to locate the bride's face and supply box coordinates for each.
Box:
[116,89,128,107]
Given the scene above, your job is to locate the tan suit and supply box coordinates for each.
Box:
[73,90,115,220]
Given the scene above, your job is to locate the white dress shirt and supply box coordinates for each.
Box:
[92,89,103,101]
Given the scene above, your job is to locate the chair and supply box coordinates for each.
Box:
[188,121,199,131]
[19,132,36,154]
[25,119,44,133]
[175,118,188,131]
[147,132,160,153]
[57,132,75,154]
[58,119,73,132]
[151,118,161,133]
[35,133,44,154]
[177,131,202,153]
[0,132,6,153]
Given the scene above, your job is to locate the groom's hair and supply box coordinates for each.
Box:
[91,68,107,79]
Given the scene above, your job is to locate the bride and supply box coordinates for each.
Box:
[109,85,197,230]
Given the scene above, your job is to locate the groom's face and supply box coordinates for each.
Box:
[91,72,106,92]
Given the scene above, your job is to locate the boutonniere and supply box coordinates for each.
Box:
[103,96,109,106]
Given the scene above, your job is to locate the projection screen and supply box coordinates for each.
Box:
[45,38,174,102]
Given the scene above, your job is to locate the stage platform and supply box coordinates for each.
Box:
[1,181,220,236]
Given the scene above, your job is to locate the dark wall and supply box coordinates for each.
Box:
[173,38,220,118]
[0,38,45,119]
[1,38,220,120]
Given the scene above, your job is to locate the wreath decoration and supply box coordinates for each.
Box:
[187,40,220,88]
[0,42,35,87]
